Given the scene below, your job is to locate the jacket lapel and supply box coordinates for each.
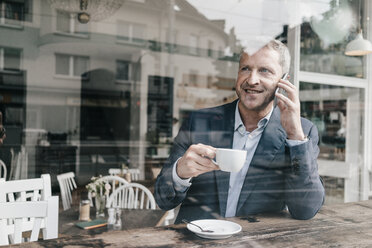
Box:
[236,107,287,213]
[213,100,236,217]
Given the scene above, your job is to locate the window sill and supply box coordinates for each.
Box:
[0,23,24,30]
[116,39,146,47]
[0,69,23,75]
[54,75,83,80]
[54,31,90,39]
[115,79,132,85]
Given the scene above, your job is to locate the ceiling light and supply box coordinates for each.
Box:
[345,30,372,56]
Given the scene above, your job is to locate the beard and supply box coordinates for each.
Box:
[236,86,276,112]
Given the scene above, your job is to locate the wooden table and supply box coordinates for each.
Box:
[59,208,168,236]
[14,200,372,247]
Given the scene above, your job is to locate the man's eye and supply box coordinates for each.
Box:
[240,67,250,71]
[260,68,270,73]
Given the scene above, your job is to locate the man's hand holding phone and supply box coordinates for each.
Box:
[275,74,306,141]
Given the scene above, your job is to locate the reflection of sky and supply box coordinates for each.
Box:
[187,0,332,53]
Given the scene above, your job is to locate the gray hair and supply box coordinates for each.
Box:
[240,39,291,75]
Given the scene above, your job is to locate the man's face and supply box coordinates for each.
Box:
[235,47,283,114]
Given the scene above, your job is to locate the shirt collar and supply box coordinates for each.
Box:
[234,101,273,135]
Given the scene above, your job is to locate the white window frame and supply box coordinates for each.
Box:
[0,47,22,72]
[115,60,132,83]
[54,10,89,38]
[189,34,198,55]
[55,54,89,79]
[0,1,24,28]
[288,0,372,203]
[208,40,214,58]
[116,20,146,45]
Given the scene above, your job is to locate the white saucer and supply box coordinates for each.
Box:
[186,219,242,239]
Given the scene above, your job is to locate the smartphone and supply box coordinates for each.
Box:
[274,73,288,106]
[275,72,289,96]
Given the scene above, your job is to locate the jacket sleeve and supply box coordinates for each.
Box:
[154,113,193,210]
[284,122,325,220]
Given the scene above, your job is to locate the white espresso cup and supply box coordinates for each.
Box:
[214,148,247,172]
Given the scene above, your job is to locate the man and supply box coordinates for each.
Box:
[155,40,325,223]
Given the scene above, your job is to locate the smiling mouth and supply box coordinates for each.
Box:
[243,89,263,94]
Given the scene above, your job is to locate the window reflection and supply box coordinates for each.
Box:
[300,82,364,162]
[300,82,364,204]
[1,47,21,71]
[300,0,366,78]
[0,0,369,208]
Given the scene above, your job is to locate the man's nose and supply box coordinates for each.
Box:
[246,71,259,85]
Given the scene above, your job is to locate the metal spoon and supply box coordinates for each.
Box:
[182,219,214,233]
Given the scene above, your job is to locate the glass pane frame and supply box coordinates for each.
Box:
[289,0,372,201]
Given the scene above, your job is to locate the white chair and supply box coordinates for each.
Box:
[0,174,51,202]
[0,196,58,245]
[106,183,156,209]
[129,168,140,181]
[57,172,77,210]
[88,175,129,206]
[9,147,28,180]
[0,159,6,180]
[108,168,121,176]
[108,168,141,181]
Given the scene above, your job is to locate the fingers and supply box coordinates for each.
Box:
[177,144,219,179]
[191,143,216,158]
[276,80,299,108]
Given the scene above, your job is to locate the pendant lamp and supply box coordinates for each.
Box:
[345,0,372,56]
[345,30,372,55]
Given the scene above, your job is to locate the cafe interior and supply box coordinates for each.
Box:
[1,0,372,246]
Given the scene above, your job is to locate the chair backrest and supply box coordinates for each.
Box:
[128,168,140,181]
[0,174,51,202]
[106,183,156,210]
[0,159,6,180]
[108,168,121,176]
[57,172,77,210]
[0,196,58,245]
[9,147,28,180]
[88,175,129,206]
[108,168,141,181]
[95,175,129,193]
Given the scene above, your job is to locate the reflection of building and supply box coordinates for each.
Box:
[0,0,238,184]
[2,0,369,206]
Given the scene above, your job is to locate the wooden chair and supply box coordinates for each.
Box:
[106,183,156,209]
[0,159,6,180]
[108,168,141,181]
[0,196,58,245]
[57,172,77,210]
[88,175,129,206]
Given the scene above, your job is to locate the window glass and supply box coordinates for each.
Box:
[116,60,130,81]
[132,23,146,43]
[56,11,70,33]
[117,21,131,41]
[57,10,89,35]
[189,34,198,55]
[3,47,21,70]
[0,0,371,234]
[300,81,364,203]
[55,54,70,75]
[4,1,24,22]
[300,0,365,78]
[73,56,89,77]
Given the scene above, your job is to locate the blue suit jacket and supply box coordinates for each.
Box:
[155,100,325,223]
